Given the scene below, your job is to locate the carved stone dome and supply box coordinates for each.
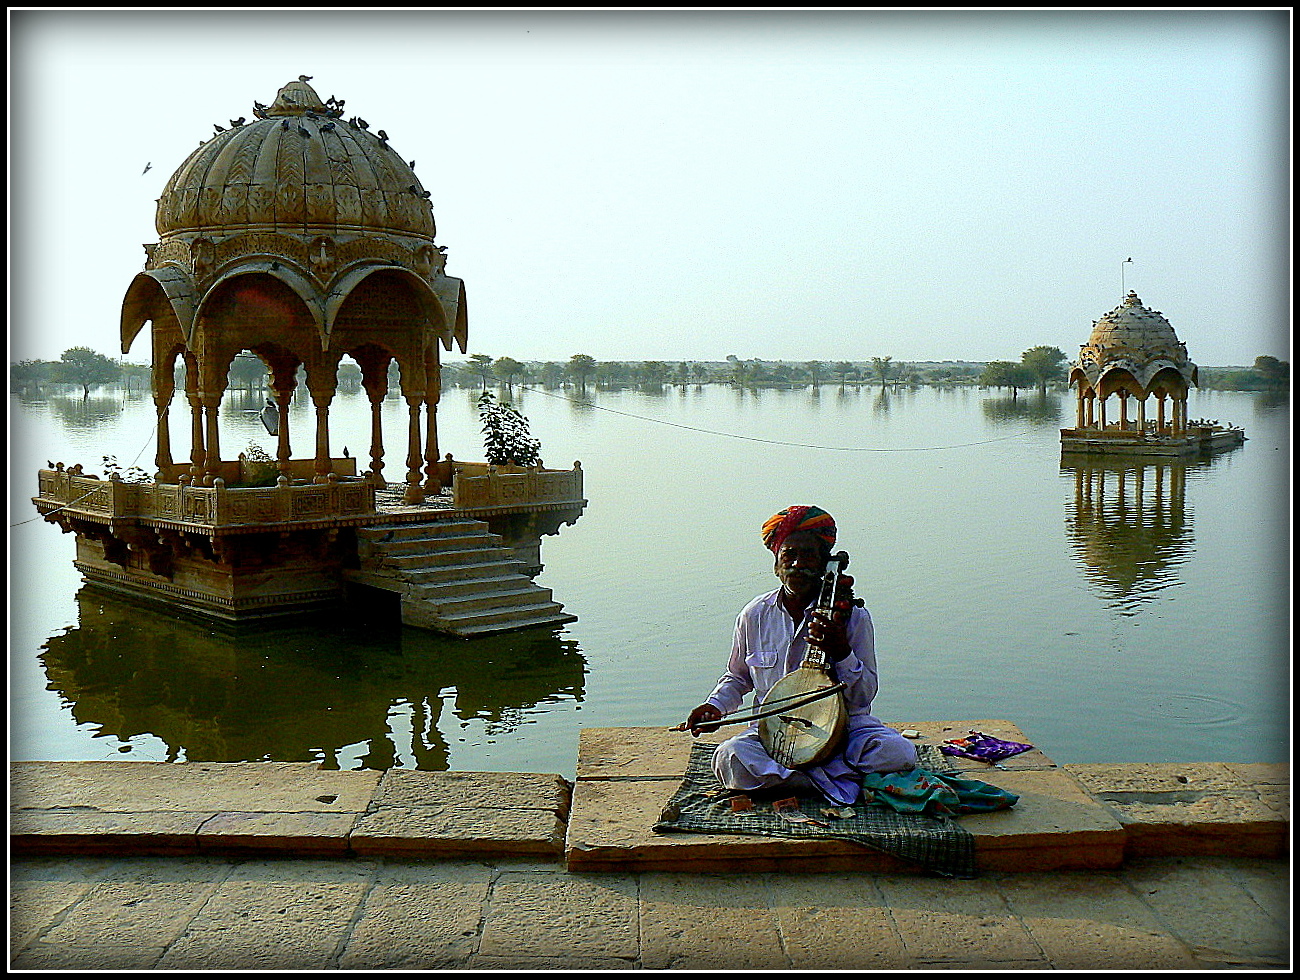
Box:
[155,78,435,240]
[1073,290,1197,395]
[1085,291,1183,354]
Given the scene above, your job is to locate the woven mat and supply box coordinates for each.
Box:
[652,742,977,878]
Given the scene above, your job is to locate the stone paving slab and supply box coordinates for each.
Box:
[10,762,570,861]
[10,854,1288,970]
[1063,761,1290,859]
[9,761,381,812]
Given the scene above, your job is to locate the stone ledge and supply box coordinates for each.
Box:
[11,733,1289,872]
[567,731,1126,875]
[9,762,571,862]
[1062,762,1289,859]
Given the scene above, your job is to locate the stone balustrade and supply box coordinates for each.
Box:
[34,467,377,531]
[451,461,585,514]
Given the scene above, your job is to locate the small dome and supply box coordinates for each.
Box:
[1086,291,1183,355]
[155,79,435,240]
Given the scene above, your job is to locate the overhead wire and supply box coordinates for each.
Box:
[511,382,1039,452]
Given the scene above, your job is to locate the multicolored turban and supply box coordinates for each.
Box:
[761,505,837,555]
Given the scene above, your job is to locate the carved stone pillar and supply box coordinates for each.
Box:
[274,393,292,476]
[202,395,221,484]
[1156,394,1167,434]
[403,395,425,504]
[1075,386,1085,429]
[185,356,205,479]
[367,389,387,487]
[312,391,333,482]
[423,394,441,495]
[154,381,175,481]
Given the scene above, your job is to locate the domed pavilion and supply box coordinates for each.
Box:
[34,78,586,634]
[1061,290,1244,457]
[122,76,463,499]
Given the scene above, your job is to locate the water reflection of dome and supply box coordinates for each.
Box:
[38,590,586,769]
[1061,455,1197,613]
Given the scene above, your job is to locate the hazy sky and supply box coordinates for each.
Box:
[8,9,1291,367]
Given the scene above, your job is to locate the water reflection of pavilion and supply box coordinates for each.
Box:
[1061,454,1199,613]
[36,590,586,770]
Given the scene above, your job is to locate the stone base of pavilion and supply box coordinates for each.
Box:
[1060,425,1245,457]
[31,458,586,635]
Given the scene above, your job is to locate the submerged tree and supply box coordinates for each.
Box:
[468,353,495,390]
[568,353,597,390]
[1020,345,1068,394]
[53,347,121,399]
[980,360,1036,400]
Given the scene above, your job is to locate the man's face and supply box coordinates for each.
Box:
[775,532,827,600]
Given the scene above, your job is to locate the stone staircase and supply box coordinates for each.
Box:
[346,518,575,637]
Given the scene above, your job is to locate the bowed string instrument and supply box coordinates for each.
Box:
[673,551,862,770]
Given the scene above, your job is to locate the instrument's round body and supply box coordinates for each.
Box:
[758,666,847,769]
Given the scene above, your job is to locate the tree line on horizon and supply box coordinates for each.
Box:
[10,346,1290,400]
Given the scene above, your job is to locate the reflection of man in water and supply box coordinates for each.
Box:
[684,506,916,805]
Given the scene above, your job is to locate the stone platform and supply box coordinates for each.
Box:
[10,721,1288,874]
[567,721,1288,874]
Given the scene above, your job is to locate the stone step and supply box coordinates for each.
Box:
[385,546,519,569]
[405,573,541,600]
[451,609,578,637]
[413,584,557,617]
[356,520,492,542]
[399,560,532,586]
[417,600,575,636]
[374,533,506,557]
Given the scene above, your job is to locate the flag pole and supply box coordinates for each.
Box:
[1122,257,1132,298]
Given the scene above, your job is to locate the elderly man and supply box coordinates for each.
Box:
[685,505,917,806]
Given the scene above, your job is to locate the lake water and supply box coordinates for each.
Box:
[8,382,1291,778]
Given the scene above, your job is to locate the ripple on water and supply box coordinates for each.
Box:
[1144,692,1244,728]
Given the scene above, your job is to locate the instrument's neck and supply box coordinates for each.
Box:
[800,551,849,673]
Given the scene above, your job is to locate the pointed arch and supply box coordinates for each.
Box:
[121,267,197,352]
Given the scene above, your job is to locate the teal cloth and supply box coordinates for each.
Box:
[861,768,1019,816]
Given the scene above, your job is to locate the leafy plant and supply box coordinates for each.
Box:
[239,441,280,487]
[478,390,542,466]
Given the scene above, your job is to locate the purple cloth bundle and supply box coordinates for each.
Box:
[939,730,1033,763]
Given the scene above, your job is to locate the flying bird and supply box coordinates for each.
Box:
[142,162,152,175]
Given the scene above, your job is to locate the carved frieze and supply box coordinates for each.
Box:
[150,241,192,273]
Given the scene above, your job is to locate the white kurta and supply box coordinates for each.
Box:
[705,587,916,805]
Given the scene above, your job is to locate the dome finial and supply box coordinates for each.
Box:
[265,78,328,117]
